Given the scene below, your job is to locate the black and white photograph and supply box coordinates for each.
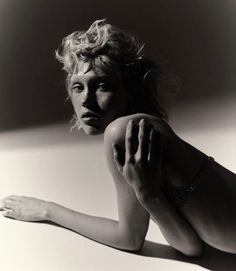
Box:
[0,1,235,270]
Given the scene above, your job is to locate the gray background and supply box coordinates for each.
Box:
[0,0,235,131]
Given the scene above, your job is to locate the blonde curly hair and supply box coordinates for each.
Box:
[56,19,170,129]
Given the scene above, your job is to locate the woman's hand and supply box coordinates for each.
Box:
[0,195,49,221]
[112,118,164,202]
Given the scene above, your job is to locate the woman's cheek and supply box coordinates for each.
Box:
[71,94,83,117]
[97,92,115,111]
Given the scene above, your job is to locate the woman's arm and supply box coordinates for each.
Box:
[140,194,204,257]
[110,114,204,257]
[0,119,150,252]
[45,162,150,252]
[46,199,148,252]
[0,194,148,252]
[0,195,146,251]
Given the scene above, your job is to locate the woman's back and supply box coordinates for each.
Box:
[105,112,236,253]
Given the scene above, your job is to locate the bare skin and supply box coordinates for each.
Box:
[105,114,204,256]
[1,113,235,256]
[0,64,235,257]
[107,113,236,254]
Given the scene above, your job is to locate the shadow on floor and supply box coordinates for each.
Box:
[42,221,236,271]
[139,240,236,271]
[5,219,235,271]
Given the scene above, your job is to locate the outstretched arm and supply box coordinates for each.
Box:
[111,114,204,257]
[0,120,150,252]
[0,195,145,251]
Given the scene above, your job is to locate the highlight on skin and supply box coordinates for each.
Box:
[55,19,174,131]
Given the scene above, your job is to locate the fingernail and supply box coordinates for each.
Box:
[2,210,12,216]
[0,200,4,209]
[139,118,144,124]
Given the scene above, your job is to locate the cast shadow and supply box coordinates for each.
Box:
[46,220,236,271]
[138,240,236,271]
[16,220,236,271]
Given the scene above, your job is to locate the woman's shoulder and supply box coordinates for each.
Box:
[104,113,175,144]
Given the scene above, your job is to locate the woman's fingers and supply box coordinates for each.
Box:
[137,119,152,165]
[0,198,16,209]
[0,198,16,218]
[136,119,162,166]
[125,120,135,163]
[0,199,4,210]
[136,119,146,162]
[4,195,19,200]
[0,196,21,217]
[112,143,122,173]
[148,128,158,165]
[149,129,162,164]
[1,209,14,218]
[124,118,160,167]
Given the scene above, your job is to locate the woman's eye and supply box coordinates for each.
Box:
[97,83,110,92]
[72,84,83,93]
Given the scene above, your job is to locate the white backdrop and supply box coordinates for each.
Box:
[0,97,235,271]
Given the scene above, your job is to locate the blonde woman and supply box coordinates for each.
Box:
[1,19,235,257]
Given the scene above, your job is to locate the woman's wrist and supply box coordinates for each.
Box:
[43,201,55,221]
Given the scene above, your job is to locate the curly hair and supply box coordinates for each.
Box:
[56,19,170,128]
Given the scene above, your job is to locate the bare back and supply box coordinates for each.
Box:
[105,113,236,253]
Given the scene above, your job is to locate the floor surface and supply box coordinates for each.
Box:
[0,97,235,271]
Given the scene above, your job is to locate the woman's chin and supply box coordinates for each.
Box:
[82,125,104,136]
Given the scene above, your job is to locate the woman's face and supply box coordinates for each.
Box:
[69,62,129,135]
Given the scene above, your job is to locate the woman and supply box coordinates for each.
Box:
[0,19,235,257]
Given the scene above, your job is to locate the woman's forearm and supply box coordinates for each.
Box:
[45,201,142,251]
[107,117,203,257]
[139,193,204,257]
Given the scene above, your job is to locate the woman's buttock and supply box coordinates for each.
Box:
[180,159,236,252]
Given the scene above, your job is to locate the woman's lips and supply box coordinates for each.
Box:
[81,116,100,125]
[81,110,102,126]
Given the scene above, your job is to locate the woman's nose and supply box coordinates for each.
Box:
[81,89,95,107]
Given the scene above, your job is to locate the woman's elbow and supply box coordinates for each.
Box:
[122,236,145,252]
[178,241,204,258]
[118,227,146,252]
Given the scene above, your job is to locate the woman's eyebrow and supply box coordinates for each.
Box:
[92,74,111,80]
[95,75,116,83]
[70,75,82,84]
[70,74,114,86]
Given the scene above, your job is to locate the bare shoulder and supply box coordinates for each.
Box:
[104,113,175,145]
